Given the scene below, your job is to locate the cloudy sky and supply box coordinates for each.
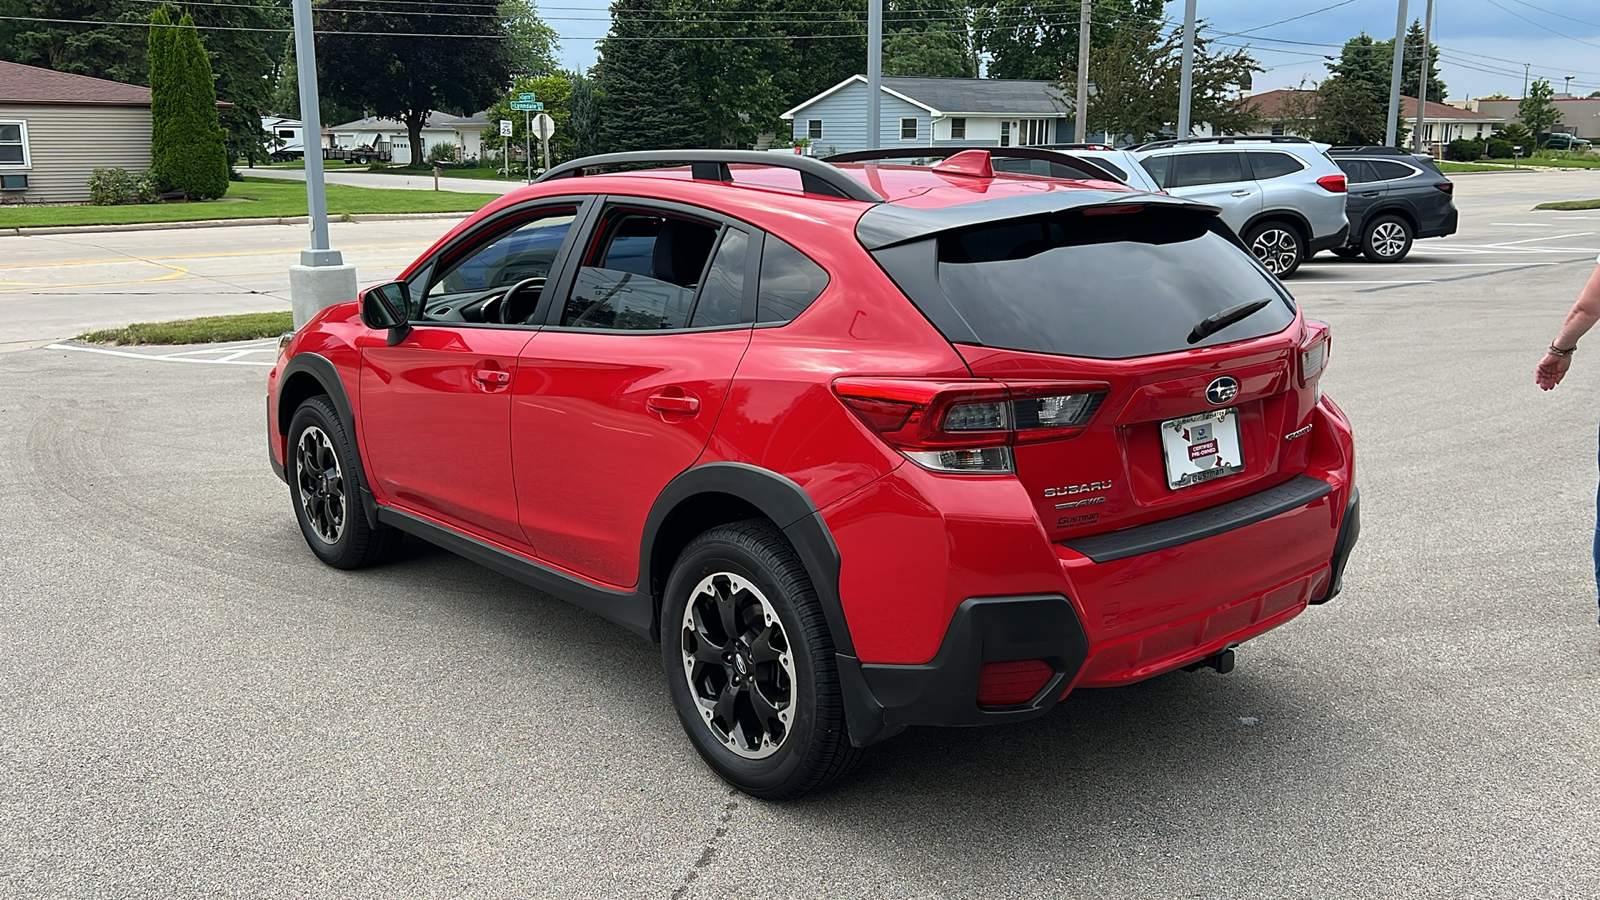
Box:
[545,0,1600,101]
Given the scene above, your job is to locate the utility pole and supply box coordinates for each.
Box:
[867,0,882,149]
[1073,0,1091,142]
[1176,0,1197,138]
[287,0,355,329]
[1412,0,1434,154]
[1523,63,1530,97]
[1385,0,1408,147]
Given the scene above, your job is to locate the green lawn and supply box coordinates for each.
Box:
[1518,155,1600,169]
[0,177,500,228]
[264,160,529,181]
[1437,161,1516,173]
[1534,199,1600,211]
[78,311,294,345]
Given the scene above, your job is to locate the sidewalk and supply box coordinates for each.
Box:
[246,167,526,196]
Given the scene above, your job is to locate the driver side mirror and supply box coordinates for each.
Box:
[361,281,412,345]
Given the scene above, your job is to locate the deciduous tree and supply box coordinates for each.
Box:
[1519,78,1560,148]
[1074,18,1260,144]
[316,1,513,168]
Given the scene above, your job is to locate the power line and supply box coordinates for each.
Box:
[1483,0,1600,52]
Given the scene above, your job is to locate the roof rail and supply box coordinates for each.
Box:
[822,146,1119,184]
[1326,145,1411,155]
[1133,135,1314,151]
[535,149,884,203]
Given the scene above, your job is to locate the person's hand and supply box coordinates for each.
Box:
[1536,351,1572,390]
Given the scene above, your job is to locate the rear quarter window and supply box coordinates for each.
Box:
[1248,151,1306,180]
[756,236,829,324]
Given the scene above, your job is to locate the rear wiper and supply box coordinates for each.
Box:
[1187,299,1273,344]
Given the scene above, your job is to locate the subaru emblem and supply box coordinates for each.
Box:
[1205,376,1239,406]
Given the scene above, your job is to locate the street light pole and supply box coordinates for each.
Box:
[287,0,355,328]
[1176,0,1197,138]
[867,0,881,149]
[1565,75,1575,97]
[1412,0,1434,154]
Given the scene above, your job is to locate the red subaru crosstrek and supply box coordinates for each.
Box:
[267,149,1359,799]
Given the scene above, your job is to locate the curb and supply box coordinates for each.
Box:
[2,211,472,237]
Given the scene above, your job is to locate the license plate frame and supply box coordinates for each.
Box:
[1161,408,1244,490]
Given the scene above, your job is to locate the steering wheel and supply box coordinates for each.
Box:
[498,276,547,325]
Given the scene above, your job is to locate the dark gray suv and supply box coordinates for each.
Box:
[1327,147,1458,263]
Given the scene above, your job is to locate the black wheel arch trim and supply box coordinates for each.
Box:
[639,462,853,656]
[1242,210,1311,245]
[1312,488,1361,604]
[275,352,379,530]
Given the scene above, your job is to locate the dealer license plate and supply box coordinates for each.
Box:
[1161,408,1244,489]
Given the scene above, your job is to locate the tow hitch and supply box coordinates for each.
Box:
[1183,644,1237,675]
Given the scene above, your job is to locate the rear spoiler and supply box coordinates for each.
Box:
[854,192,1223,251]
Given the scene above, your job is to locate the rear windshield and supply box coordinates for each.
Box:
[872,206,1295,359]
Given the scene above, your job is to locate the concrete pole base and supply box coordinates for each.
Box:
[289,263,358,329]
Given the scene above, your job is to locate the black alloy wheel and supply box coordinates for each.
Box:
[1245,221,1304,278]
[286,395,401,569]
[661,521,862,799]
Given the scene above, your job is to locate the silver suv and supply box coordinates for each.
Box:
[1133,136,1351,278]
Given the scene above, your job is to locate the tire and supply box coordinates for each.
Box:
[286,395,402,569]
[1244,220,1304,278]
[1361,214,1413,263]
[661,521,863,800]
[1330,246,1362,259]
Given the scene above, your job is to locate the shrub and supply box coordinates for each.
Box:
[88,168,163,205]
[1445,138,1484,162]
[1486,139,1514,159]
[427,141,459,164]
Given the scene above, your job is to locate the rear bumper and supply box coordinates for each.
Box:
[836,474,1360,746]
[1417,207,1459,239]
[1308,223,1351,254]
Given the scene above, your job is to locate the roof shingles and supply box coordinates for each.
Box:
[0,60,152,106]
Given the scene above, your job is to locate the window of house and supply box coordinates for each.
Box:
[901,118,918,140]
[1270,124,1286,136]
[951,117,966,140]
[1000,121,1011,147]
[808,119,823,140]
[0,122,29,167]
[1020,119,1050,146]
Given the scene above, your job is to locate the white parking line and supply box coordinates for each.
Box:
[1315,280,1438,284]
[45,342,278,367]
[1489,222,1556,227]
[1487,232,1594,246]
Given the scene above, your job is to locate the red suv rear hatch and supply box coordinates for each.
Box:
[861,200,1331,542]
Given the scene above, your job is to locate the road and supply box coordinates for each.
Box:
[2,170,1599,897]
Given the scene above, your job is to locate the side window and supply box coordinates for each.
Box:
[1139,155,1170,188]
[1249,151,1305,180]
[560,210,720,330]
[1170,152,1244,188]
[951,117,966,140]
[1336,159,1377,184]
[1370,160,1416,181]
[421,207,576,317]
[757,236,829,325]
[689,227,749,328]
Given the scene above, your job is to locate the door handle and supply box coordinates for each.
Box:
[647,391,700,414]
[1229,190,1254,197]
[473,367,510,386]
[1361,191,1380,197]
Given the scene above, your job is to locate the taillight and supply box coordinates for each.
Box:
[834,377,1109,474]
[1315,174,1347,193]
[1300,319,1331,387]
[977,659,1055,706]
[1434,181,1453,194]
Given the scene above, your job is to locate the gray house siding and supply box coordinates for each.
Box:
[790,81,951,155]
[0,103,151,204]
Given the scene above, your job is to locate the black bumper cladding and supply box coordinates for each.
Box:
[1313,488,1361,604]
[1309,223,1352,254]
[836,595,1090,747]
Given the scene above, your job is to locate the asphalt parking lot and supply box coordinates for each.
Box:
[3,171,1599,898]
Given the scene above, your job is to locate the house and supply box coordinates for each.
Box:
[780,75,1072,156]
[1242,89,1505,153]
[326,111,496,165]
[1474,97,1600,141]
[0,61,154,204]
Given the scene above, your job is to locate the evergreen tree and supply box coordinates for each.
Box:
[567,70,603,159]
[150,9,229,199]
[1397,19,1446,102]
[596,0,699,151]
[0,0,149,85]
[1322,33,1406,145]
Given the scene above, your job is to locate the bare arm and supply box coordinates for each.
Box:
[1536,262,1600,390]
